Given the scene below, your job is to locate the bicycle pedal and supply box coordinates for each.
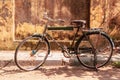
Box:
[61,58,69,66]
[80,54,87,57]
[69,52,75,54]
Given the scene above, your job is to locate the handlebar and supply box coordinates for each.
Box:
[43,12,86,29]
[43,12,65,23]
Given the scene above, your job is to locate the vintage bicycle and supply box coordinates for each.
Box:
[14,12,114,71]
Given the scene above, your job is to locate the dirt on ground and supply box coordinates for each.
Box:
[0,65,120,80]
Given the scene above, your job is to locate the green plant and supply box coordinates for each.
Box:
[112,61,120,68]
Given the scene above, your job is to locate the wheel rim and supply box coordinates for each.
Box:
[15,36,49,71]
[76,33,113,68]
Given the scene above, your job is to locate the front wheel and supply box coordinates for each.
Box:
[14,35,50,71]
[75,32,113,69]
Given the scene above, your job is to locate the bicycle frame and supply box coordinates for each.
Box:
[41,12,86,54]
[41,19,100,53]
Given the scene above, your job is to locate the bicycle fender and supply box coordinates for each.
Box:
[75,31,115,50]
[32,33,43,37]
[85,31,114,48]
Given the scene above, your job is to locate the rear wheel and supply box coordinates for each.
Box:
[76,32,113,69]
[15,35,50,71]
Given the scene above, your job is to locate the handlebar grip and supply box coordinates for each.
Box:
[43,12,65,23]
[57,19,65,23]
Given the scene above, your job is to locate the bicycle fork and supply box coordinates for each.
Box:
[30,35,46,56]
[83,32,98,71]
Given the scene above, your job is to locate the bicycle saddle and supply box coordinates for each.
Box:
[71,20,86,26]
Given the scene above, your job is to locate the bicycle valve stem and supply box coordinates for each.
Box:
[30,50,36,56]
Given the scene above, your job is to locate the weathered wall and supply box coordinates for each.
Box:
[0,0,90,50]
[0,0,120,50]
[15,0,90,40]
[91,0,120,41]
[0,0,13,50]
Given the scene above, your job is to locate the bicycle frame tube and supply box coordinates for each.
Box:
[42,19,82,52]
[44,30,79,51]
[70,26,80,47]
[45,33,65,50]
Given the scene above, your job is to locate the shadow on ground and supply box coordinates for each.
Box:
[0,65,120,80]
[36,66,120,80]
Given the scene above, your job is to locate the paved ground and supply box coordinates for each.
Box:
[0,51,120,80]
[0,66,120,80]
[0,50,120,66]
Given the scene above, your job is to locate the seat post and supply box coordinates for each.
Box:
[70,24,80,47]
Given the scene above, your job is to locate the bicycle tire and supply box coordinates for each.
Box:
[75,31,113,69]
[14,35,50,71]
